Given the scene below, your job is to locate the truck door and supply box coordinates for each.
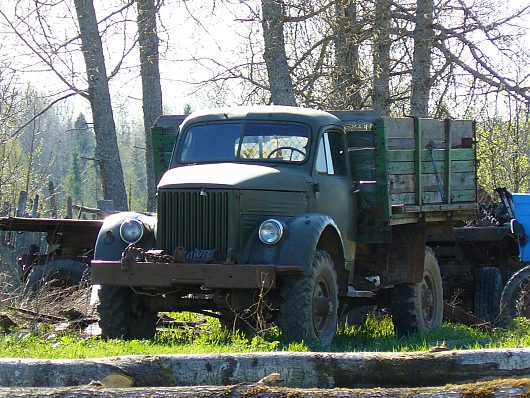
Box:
[312,130,357,243]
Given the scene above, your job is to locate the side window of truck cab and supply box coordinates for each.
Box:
[315,131,347,175]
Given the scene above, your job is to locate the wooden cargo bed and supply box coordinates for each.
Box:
[333,111,478,243]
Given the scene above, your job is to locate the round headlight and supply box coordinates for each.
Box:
[259,219,284,245]
[119,218,144,244]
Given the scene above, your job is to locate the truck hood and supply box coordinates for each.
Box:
[158,163,310,192]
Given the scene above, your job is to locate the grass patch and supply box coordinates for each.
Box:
[2,312,530,358]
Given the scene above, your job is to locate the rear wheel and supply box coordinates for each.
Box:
[474,267,502,322]
[277,250,338,347]
[391,247,443,335]
[98,286,158,340]
[499,265,530,326]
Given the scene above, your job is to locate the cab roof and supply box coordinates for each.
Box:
[180,106,342,134]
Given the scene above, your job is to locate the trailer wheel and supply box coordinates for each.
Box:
[474,267,502,322]
[25,258,88,293]
[498,265,530,326]
[278,250,338,347]
[98,286,158,340]
[338,305,368,329]
[391,247,443,335]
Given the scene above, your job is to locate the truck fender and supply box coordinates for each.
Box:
[94,212,156,261]
[241,213,345,276]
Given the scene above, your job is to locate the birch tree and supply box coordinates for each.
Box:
[261,0,297,106]
[333,0,362,109]
[137,0,163,212]
[372,0,391,115]
[410,0,434,117]
[73,0,128,210]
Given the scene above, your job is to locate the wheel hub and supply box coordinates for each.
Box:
[421,276,435,326]
[313,275,333,335]
[314,297,331,316]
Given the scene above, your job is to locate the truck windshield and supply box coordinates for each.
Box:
[179,121,310,163]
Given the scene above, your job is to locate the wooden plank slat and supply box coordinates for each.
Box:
[450,189,477,202]
[391,190,476,206]
[389,173,475,194]
[374,120,391,223]
[401,203,477,213]
[388,160,475,175]
[383,118,474,141]
[347,131,374,148]
[350,148,375,161]
[352,164,376,180]
[387,136,474,150]
[383,118,415,138]
[388,148,475,162]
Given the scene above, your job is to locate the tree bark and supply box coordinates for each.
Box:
[410,0,434,117]
[136,0,163,212]
[372,0,391,116]
[1,379,529,397]
[261,0,296,106]
[333,0,362,109]
[2,349,530,388]
[73,0,128,210]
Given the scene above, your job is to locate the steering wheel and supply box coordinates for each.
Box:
[267,146,306,161]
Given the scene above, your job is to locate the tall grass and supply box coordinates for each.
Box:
[1,312,530,359]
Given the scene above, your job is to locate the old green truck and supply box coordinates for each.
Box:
[91,106,477,345]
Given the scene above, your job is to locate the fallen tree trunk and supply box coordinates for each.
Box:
[0,378,529,398]
[2,349,530,388]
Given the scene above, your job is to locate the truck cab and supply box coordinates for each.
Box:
[92,106,477,345]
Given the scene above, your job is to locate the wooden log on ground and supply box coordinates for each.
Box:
[0,378,529,397]
[2,349,530,388]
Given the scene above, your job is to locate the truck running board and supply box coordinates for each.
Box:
[347,286,375,298]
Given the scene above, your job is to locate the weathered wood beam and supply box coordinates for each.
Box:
[1,349,530,388]
[0,378,529,398]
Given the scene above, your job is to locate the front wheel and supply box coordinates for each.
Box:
[98,286,158,340]
[277,250,338,347]
[391,247,443,335]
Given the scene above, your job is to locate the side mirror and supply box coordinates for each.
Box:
[511,219,527,245]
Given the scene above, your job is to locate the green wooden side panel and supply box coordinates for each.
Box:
[151,115,186,185]
[347,117,477,244]
[152,132,177,184]
[388,148,475,162]
[152,127,166,185]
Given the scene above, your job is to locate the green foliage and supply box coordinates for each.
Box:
[60,113,103,209]
[477,114,530,195]
[3,313,530,358]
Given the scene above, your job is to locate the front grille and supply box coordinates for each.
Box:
[157,190,230,256]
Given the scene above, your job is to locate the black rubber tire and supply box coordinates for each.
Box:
[498,265,530,326]
[277,250,338,347]
[25,258,88,292]
[98,285,158,340]
[391,247,443,336]
[474,267,502,322]
[218,316,256,335]
[338,305,369,329]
